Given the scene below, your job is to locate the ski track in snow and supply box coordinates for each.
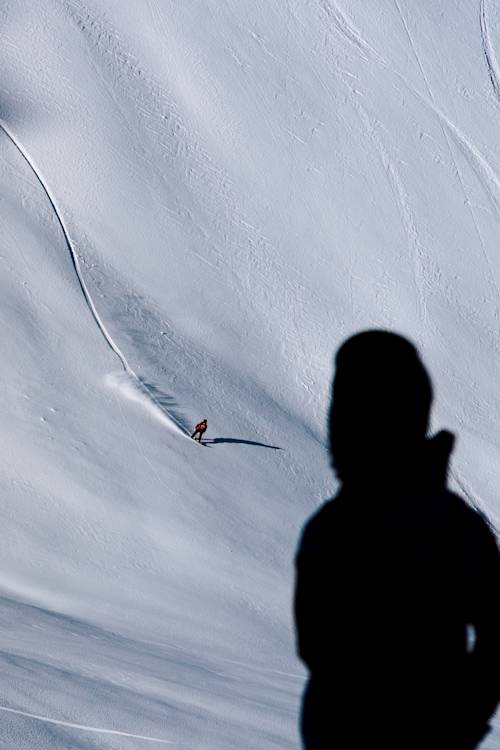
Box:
[319,0,386,64]
[0,705,174,744]
[0,118,190,438]
[392,0,500,316]
[480,0,500,102]
[322,0,500,310]
[322,1,500,220]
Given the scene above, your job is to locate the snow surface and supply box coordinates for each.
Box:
[1,0,499,747]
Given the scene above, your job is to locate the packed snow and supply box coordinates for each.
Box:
[1,0,499,747]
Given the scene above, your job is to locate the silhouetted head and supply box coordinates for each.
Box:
[329,330,433,484]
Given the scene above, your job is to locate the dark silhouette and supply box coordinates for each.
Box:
[294,330,500,750]
[204,438,281,449]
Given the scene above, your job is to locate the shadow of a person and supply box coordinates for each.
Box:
[294,330,500,750]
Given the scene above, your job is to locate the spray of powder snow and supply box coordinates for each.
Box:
[106,371,191,437]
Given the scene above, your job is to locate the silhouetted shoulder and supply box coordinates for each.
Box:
[295,494,347,563]
[442,492,500,606]
[447,491,498,544]
[296,489,498,564]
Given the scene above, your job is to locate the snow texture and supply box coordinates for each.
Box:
[1,0,499,747]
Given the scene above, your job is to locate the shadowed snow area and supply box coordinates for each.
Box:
[1,0,499,746]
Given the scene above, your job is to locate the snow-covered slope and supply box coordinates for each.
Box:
[1,1,499,747]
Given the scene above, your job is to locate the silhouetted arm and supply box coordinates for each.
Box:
[294,523,319,672]
[465,520,500,742]
[294,540,309,666]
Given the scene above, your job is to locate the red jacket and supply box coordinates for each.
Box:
[195,422,207,433]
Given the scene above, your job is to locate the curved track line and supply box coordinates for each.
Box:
[0,705,174,744]
[0,118,189,437]
[319,0,500,316]
[480,0,500,101]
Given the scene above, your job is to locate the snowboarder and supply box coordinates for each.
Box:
[191,419,207,443]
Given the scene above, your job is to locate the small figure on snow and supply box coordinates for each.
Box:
[191,419,207,443]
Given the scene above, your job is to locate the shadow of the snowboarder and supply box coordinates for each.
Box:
[203,438,282,450]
